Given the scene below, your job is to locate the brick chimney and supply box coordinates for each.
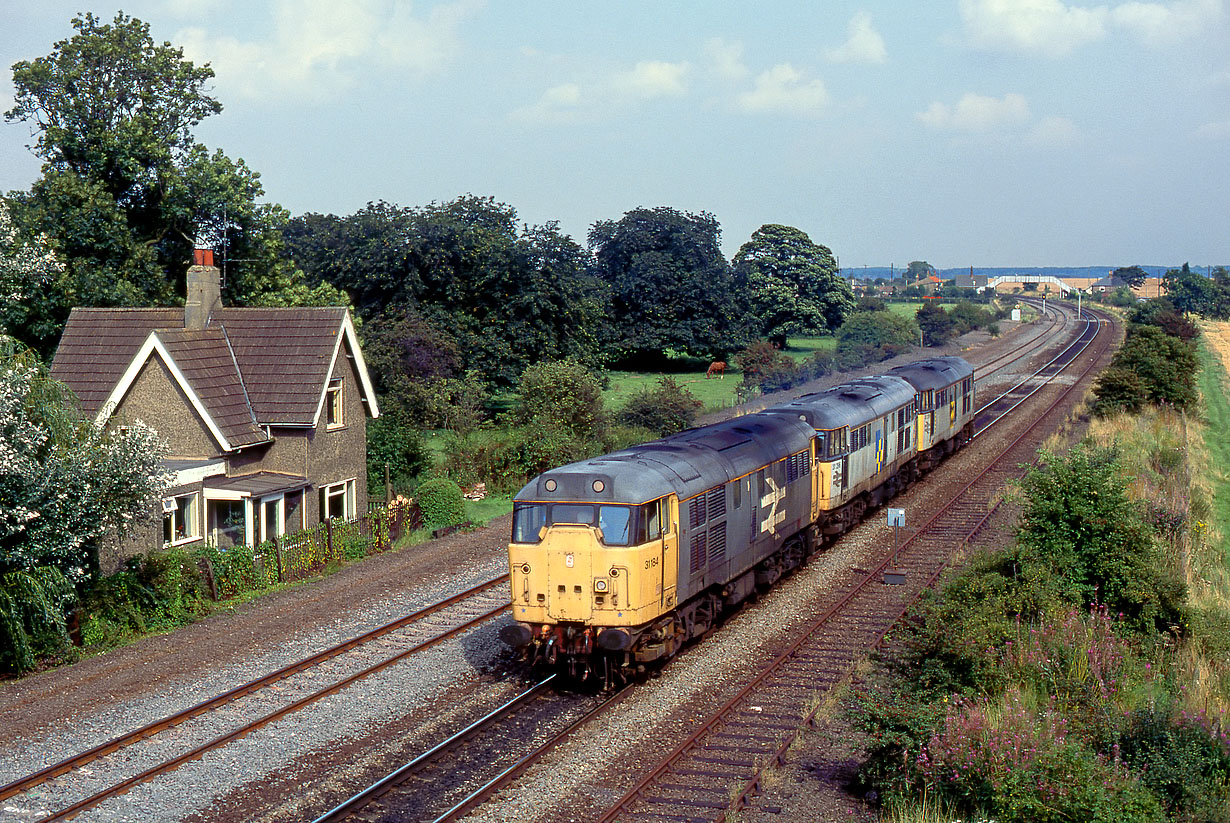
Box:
[185,248,221,330]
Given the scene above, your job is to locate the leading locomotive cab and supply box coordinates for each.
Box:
[508,495,679,633]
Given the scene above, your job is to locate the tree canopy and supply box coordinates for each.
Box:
[4,13,306,357]
[1163,263,1230,320]
[588,206,749,360]
[732,223,852,347]
[285,196,608,386]
[1112,265,1149,289]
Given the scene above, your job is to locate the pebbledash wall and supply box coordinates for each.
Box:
[98,351,369,573]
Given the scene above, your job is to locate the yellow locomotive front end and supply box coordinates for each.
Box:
[501,490,680,680]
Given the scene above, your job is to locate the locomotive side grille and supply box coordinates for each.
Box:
[786,450,809,484]
[707,487,726,520]
[689,497,707,529]
[690,531,708,574]
[708,522,727,566]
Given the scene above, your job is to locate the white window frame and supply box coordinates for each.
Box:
[325,378,343,430]
[320,478,356,522]
[162,492,201,546]
[258,494,286,545]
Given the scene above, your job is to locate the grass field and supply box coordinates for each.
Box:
[1197,323,1230,561]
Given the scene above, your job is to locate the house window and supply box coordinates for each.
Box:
[258,496,285,546]
[210,500,247,548]
[162,492,200,545]
[319,479,356,522]
[326,378,343,429]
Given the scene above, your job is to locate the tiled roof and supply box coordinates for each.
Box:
[50,306,363,444]
[156,328,268,448]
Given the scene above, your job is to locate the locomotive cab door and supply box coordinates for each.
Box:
[660,497,678,610]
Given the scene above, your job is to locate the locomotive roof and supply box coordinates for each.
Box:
[887,356,973,391]
[514,413,814,505]
[762,374,916,431]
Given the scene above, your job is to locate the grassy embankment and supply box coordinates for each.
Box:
[851,324,1230,822]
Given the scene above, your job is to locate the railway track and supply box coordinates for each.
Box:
[316,306,1107,823]
[594,308,1112,823]
[311,677,634,823]
[0,575,511,822]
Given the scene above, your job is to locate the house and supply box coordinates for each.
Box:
[1089,274,1128,294]
[50,250,379,571]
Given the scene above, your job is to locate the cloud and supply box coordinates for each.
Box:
[736,64,828,116]
[702,37,749,80]
[176,0,479,102]
[960,0,1224,55]
[917,92,1032,130]
[611,60,691,100]
[511,83,585,123]
[826,12,888,64]
[960,0,1109,57]
[1111,0,1224,45]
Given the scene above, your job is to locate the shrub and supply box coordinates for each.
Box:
[616,376,702,436]
[1121,706,1230,819]
[414,477,467,528]
[836,311,918,361]
[0,567,75,673]
[514,360,608,441]
[366,414,432,495]
[917,302,958,346]
[1012,444,1185,632]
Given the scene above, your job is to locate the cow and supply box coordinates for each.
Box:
[706,361,726,379]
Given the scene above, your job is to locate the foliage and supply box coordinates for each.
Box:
[615,376,702,436]
[77,546,209,645]
[366,414,432,496]
[0,200,62,318]
[1128,298,1200,340]
[513,359,608,442]
[414,477,467,528]
[361,308,490,432]
[444,425,606,493]
[1092,324,1199,416]
[0,338,168,580]
[1011,444,1184,630]
[906,261,937,281]
[835,310,918,366]
[285,198,608,386]
[0,566,75,672]
[1120,707,1230,819]
[3,13,311,357]
[916,302,958,346]
[732,223,851,347]
[1114,265,1150,289]
[589,206,749,360]
[1164,263,1230,320]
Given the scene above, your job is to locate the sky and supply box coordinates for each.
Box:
[1,0,1227,269]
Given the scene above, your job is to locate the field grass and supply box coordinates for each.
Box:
[1196,326,1230,563]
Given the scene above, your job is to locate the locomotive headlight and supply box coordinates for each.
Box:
[594,578,609,593]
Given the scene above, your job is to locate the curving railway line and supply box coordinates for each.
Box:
[1,298,1106,823]
[297,302,1110,823]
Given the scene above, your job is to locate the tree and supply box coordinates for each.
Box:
[1113,265,1149,290]
[1163,264,1230,320]
[0,338,168,670]
[1012,444,1182,630]
[732,224,852,347]
[906,260,937,283]
[835,311,919,369]
[285,197,608,386]
[0,200,61,322]
[4,13,306,357]
[916,302,958,346]
[513,360,608,443]
[589,206,749,360]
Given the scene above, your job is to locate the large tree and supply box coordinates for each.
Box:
[1112,265,1149,290]
[1163,263,1230,320]
[732,223,851,347]
[285,196,608,386]
[589,206,749,360]
[4,13,305,357]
